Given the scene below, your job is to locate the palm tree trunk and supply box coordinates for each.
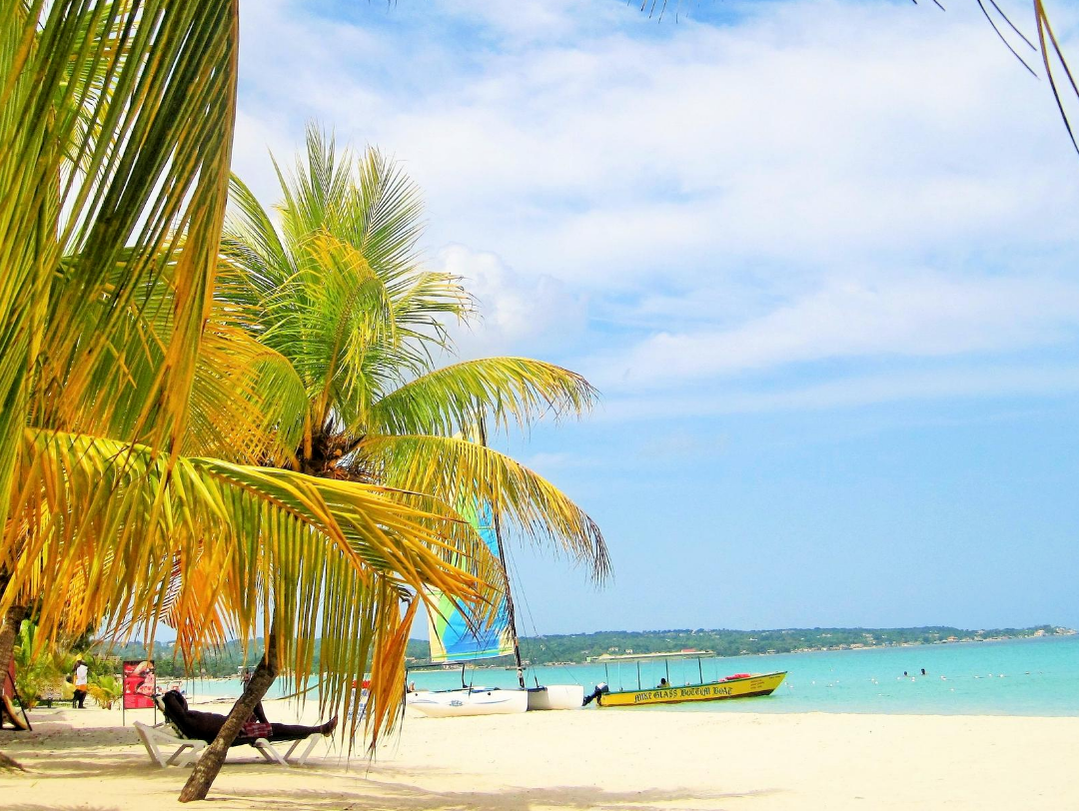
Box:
[178,626,278,803]
[0,573,29,748]
[0,603,27,696]
[0,573,28,697]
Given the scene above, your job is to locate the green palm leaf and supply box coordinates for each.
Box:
[1,0,238,532]
[371,357,599,439]
[221,125,610,585]
[356,433,610,581]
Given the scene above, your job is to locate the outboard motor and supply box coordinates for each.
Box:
[582,682,609,706]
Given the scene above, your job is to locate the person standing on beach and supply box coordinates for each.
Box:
[72,659,88,709]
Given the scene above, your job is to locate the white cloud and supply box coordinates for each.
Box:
[590,273,1079,390]
[435,244,588,358]
[354,1,1079,290]
[230,110,298,207]
[635,429,727,460]
[233,1,1079,279]
[229,0,1079,416]
[599,363,1079,422]
[426,0,623,42]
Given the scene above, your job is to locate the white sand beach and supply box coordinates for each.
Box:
[1,700,1077,810]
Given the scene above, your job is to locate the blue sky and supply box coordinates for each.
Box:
[231,0,1079,635]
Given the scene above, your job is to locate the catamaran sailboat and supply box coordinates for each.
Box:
[406,499,583,717]
[406,682,529,717]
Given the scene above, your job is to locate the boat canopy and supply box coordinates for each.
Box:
[589,650,715,663]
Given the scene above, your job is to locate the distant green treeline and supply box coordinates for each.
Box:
[507,624,1073,666]
[98,624,1072,678]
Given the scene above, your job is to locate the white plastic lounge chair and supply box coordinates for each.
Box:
[134,721,205,767]
[134,720,321,767]
[275,733,322,766]
[242,732,323,766]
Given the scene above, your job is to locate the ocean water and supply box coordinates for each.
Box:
[405,635,1079,717]
[181,635,1079,716]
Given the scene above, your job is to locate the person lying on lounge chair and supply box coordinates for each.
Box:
[160,690,337,745]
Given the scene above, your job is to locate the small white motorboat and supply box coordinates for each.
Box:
[406,686,528,717]
[526,684,584,710]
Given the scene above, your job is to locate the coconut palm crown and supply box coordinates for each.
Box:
[222,125,610,578]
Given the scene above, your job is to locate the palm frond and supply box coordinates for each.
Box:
[275,123,356,252]
[371,357,599,438]
[344,146,428,289]
[34,253,306,467]
[186,317,309,465]
[1,429,504,741]
[222,129,474,415]
[355,434,610,582]
[221,173,297,306]
[1033,0,1079,155]
[1,0,239,531]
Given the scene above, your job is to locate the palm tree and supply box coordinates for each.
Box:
[173,127,612,799]
[2,4,606,799]
[222,126,608,573]
[1,0,506,792]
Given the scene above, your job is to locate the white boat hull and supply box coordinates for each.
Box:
[527,684,584,710]
[407,687,528,718]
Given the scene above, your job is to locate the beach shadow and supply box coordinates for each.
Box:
[2,720,135,749]
[204,778,781,810]
[4,730,786,810]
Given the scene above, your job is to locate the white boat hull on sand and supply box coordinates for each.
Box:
[527,684,584,710]
[407,687,528,717]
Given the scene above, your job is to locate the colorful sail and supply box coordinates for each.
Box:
[426,500,514,663]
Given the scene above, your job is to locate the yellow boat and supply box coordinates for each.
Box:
[595,671,787,707]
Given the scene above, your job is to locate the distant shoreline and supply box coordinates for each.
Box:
[101,624,1076,678]
[406,630,1078,671]
[411,624,1078,669]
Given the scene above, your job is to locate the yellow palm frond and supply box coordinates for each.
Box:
[186,312,309,465]
[1,429,503,740]
[35,255,306,467]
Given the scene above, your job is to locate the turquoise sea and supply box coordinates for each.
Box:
[405,635,1079,717]
[187,635,1079,716]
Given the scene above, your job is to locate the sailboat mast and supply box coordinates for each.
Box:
[479,419,526,689]
[492,509,526,688]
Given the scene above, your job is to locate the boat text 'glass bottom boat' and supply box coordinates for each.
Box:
[589,670,788,707]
